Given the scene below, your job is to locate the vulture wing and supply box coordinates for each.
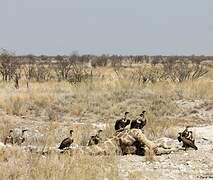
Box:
[125,119,130,126]
[59,137,73,149]
[181,136,198,150]
[115,119,122,130]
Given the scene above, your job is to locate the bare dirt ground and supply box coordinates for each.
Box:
[117,99,213,180]
[119,126,213,180]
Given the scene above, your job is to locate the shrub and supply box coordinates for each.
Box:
[91,55,108,68]
[162,61,208,82]
[67,63,93,84]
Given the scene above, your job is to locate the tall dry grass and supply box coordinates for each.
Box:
[0,148,120,180]
[0,67,212,133]
[0,65,212,179]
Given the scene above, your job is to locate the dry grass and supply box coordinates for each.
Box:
[0,64,212,179]
[0,66,212,140]
[0,70,212,120]
[0,148,119,180]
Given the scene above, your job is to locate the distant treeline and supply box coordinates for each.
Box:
[0,50,212,88]
[11,54,213,66]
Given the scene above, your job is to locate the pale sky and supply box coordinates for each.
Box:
[0,0,213,55]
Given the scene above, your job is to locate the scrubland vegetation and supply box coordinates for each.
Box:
[0,49,212,179]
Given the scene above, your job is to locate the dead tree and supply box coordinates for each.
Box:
[0,53,15,81]
[0,53,22,88]
[162,59,208,82]
[54,55,72,81]
[34,63,51,82]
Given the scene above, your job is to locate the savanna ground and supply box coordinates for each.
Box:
[0,55,213,180]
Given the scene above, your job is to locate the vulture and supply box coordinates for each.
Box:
[182,126,194,142]
[4,130,14,145]
[58,130,74,150]
[130,111,147,130]
[178,132,198,150]
[115,112,130,131]
[88,130,103,146]
[17,129,28,145]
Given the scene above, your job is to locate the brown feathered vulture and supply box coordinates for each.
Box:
[115,112,130,131]
[88,130,103,146]
[130,111,147,130]
[182,126,194,140]
[17,129,28,145]
[178,133,198,150]
[58,130,74,150]
[4,130,14,145]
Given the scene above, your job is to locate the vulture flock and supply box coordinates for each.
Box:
[4,129,28,145]
[4,111,198,152]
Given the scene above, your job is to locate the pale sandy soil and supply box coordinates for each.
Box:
[119,125,213,180]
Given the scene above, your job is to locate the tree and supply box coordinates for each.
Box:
[0,50,19,82]
[54,55,72,81]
